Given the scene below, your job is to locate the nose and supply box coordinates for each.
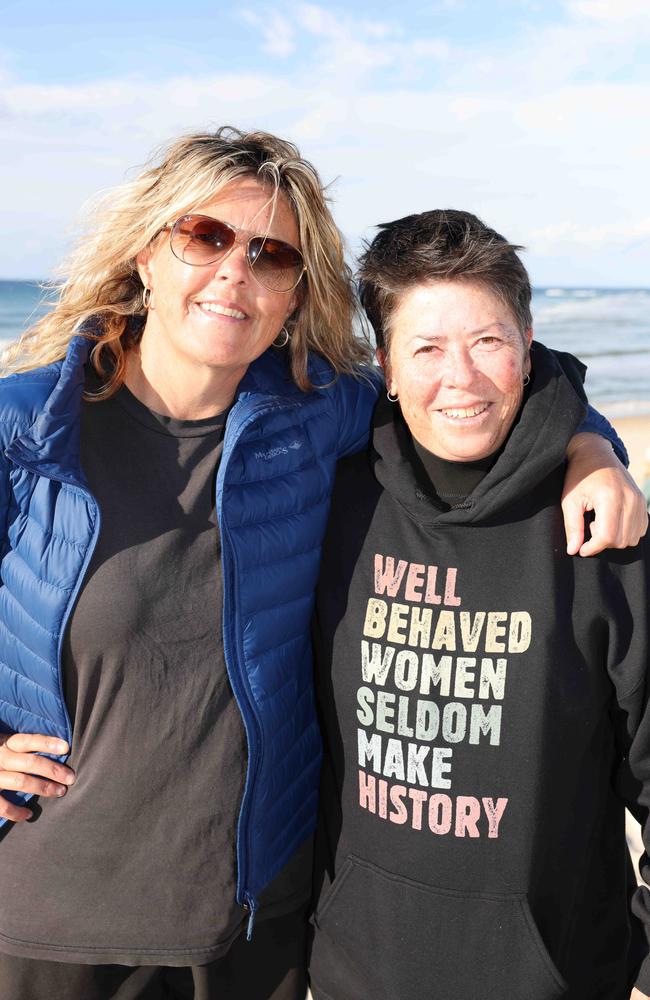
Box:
[214,242,250,285]
[441,344,476,388]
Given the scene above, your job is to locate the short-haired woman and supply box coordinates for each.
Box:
[310,210,650,1000]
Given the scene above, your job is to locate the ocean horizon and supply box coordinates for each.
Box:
[1,279,649,415]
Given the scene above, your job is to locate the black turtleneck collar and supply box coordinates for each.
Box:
[411,435,501,510]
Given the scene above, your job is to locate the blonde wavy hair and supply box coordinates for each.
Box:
[3,127,371,393]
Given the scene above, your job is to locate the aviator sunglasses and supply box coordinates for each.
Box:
[164,214,307,293]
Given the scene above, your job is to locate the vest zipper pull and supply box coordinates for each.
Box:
[244,894,258,941]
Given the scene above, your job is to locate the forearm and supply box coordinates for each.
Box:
[577,404,628,465]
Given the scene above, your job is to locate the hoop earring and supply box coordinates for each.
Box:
[273,327,290,349]
[142,287,152,310]
[387,389,399,403]
[523,372,530,387]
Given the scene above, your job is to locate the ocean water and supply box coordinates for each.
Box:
[1,281,649,412]
[531,287,650,416]
[0,280,52,345]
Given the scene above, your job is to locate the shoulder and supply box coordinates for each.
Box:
[308,355,382,401]
[333,447,374,487]
[0,362,62,445]
[245,348,382,408]
[323,448,381,551]
[572,528,650,609]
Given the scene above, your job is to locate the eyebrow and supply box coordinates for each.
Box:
[413,321,518,341]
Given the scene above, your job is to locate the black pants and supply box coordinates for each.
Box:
[0,909,308,1000]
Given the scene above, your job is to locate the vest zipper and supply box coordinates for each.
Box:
[217,398,296,923]
[55,486,101,751]
[244,893,258,941]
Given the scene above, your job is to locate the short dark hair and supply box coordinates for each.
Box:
[358,209,532,353]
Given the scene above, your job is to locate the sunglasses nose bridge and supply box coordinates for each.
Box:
[224,232,267,281]
[211,237,254,284]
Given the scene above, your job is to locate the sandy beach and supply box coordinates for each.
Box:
[608,413,650,492]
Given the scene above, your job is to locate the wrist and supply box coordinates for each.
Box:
[567,431,613,462]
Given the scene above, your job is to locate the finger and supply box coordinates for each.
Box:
[0,795,33,822]
[2,733,69,756]
[627,502,649,546]
[578,536,604,558]
[579,513,623,557]
[560,497,588,556]
[582,495,646,554]
[611,491,647,549]
[0,750,75,785]
[0,770,69,799]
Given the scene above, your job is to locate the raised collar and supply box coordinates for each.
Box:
[5,333,322,487]
[5,334,93,488]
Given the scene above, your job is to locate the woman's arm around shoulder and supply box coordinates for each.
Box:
[547,347,646,555]
[562,430,647,556]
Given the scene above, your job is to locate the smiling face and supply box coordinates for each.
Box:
[382,280,532,462]
[136,177,301,385]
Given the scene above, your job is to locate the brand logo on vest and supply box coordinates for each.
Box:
[254,440,303,461]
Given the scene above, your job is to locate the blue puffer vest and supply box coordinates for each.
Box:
[0,334,380,922]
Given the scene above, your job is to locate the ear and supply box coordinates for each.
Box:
[523,328,533,373]
[376,347,395,391]
[136,246,155,292]
[286,289,300,320]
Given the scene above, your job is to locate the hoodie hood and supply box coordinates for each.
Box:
[372,340,587,527]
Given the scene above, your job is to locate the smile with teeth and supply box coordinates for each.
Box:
[197,302,247,320]
[439,403,490,419]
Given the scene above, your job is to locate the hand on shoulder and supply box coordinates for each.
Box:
[562,432,648,556]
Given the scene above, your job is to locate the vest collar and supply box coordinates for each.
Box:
[5,334,92,488]
[5,333,317,486]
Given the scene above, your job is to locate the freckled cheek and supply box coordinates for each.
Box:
[399,379,437,417]
[158,273,198,320]
[496,360,526,417]
[395,362,440,392]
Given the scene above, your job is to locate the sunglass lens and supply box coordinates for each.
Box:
[171,217,235,264]
[249,237,304,291]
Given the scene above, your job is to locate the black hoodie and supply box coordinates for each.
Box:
[310,342,650,1000]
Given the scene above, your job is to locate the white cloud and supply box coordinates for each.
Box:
[289,4,451,83]
[527,218,650,253]
[240,10,296,57]
[0,72,302,128]
[297,4,345,39]
[0,3,648,284]
[568,0,650,21]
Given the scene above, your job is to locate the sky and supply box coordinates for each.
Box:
[0,0,648,285]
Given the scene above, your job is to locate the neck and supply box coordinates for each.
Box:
[124,344,244,421]
[410,434,500,506]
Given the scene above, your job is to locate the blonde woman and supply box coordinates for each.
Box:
[0,129,643,1000]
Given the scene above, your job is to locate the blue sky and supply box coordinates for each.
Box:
[1,0,648,283]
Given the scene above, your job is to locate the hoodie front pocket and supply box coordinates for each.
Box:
[311,855,567,1000]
